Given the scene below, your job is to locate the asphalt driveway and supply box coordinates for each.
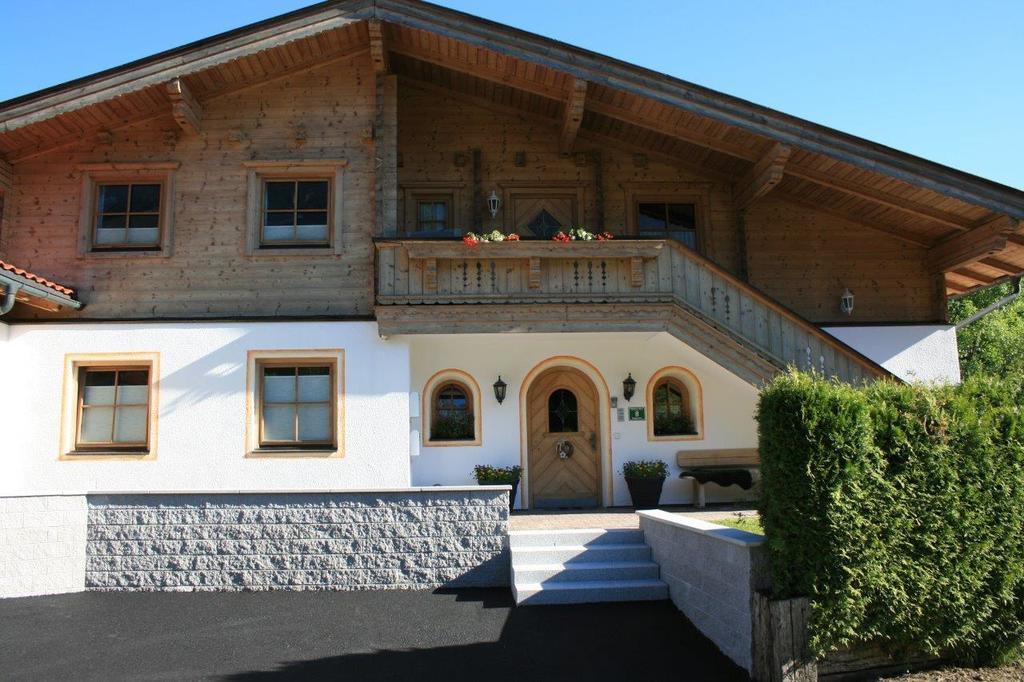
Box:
[0,588,745,681]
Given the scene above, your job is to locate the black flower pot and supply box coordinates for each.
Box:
[625,476,665,510]
[481,479,519,511]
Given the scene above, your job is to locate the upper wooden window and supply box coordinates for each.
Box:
[261,179,331,247]
[258,362,336,448]
[415,195,452,236]
[75,367,152,451]
[651,378,695,437]
[637,201,697,249]
[548,388,579,433]
[430,381,474,441]
[93,183,162,250]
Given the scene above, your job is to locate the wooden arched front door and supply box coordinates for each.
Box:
[526,366,602,508]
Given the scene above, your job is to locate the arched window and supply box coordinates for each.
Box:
[652,378,695,436]
[431,381,474,441]
[548,389,579,433]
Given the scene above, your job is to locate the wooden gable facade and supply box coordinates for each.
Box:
[0,0,1021,350]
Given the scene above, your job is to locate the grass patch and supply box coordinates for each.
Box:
[712,514,763,535]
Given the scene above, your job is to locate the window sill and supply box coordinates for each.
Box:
[82,249,170,259]
[60,450,154,461]
[247,246,341,258]
[647,433,704,443]
[423,439,482,448]
[247,447,341,459]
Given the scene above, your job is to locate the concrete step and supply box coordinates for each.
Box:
[508,528,644,548]
[512,560,660,584]
[511,543,652,565]
[513,579,668,605]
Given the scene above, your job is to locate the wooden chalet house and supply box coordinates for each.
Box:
[1,0,1022,509]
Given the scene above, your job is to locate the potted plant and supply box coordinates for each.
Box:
[472,464,522,510]
[622,459,669,509]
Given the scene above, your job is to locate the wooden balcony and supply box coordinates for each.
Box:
[374,239,889,385]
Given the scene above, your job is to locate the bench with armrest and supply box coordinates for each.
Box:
[676,448,759,508]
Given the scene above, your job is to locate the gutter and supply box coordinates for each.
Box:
[0,272,82,316]
[955,276,1022,329]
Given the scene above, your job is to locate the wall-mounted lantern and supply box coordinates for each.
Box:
[840,288,855,316]
[487,190,501,218]
[493,376,507,404]
[622,373,636,402]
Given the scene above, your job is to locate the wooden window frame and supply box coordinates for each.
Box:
[59,352,160,460]
[421,369,482,447]
[430,380,475,443]
[76,163,178,258]
[400,183,464,237]
[243,160,346,257]
[622,182,711,253]
[91,182,164,251]
[74,366,152,451]
[256,360,337,449]
[258,177,333,249]
[413,195,454,236]
[245,349,345,458]
[645,366,704,442]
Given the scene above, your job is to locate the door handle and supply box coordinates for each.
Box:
[589,431,597,451]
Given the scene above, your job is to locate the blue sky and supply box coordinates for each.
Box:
[2,1,1021,189]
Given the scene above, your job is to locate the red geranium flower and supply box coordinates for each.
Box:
[505,233,521,241]
[463,233,480,247]
[552,231,571,243]
[597,231,615,241]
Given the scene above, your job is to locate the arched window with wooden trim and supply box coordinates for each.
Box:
[652,378,695,436]
[430,380,475,442]
[646,367,704,441]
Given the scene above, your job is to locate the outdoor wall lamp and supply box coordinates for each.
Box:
[840,288,855,316]
[622,373,636,402]
[493,376,507,404]
[487,190,501,218]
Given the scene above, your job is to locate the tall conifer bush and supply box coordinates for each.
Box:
[757,372,1024,664]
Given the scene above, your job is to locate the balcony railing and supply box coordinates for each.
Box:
[374,238,888,384]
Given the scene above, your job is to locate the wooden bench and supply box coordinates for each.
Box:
[676,448,759,508]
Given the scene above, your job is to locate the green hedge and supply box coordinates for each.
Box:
[757,372,1024,664]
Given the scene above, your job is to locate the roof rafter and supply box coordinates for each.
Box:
[166,78,202,135]
[929,216,1019,273]
[734,143,791,208]
[559,78,586,153]
[368,19,390,73]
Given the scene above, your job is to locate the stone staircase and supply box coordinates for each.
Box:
[510,528,668,605]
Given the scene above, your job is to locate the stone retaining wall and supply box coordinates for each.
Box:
[86,488,510,591]
[0,495,88,598]
[638,509,769,674]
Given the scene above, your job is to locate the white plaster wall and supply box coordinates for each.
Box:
[0,495,87,598]
[1,321,411,495]
[407,332,759,508]
[824,324,961,383]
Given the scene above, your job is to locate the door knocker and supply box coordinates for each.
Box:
[556,440,574,460]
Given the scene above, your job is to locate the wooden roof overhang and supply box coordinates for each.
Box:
[1,0,1022,297]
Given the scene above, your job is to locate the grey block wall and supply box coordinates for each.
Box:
[638,510,769,674]
[87,489,510,591]
[0,495,88,598]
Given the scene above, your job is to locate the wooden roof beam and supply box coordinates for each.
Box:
[166,79,202,135]
[785,162,974,231]
[559,78,587,153]
[952,268,999,286]
[979,256,1023,275]
[387,42,569,101]
[929,215,1019,273]
[734,143,791,208]
[368,20,390,74]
